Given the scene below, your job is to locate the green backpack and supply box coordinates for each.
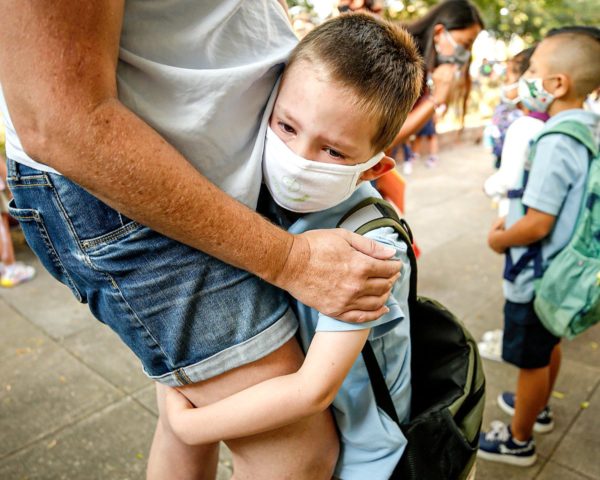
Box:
[338,197,485,480]
[529,121,600,338]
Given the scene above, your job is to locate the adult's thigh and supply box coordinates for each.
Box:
[148,384,220,480]
[179,338,339,480]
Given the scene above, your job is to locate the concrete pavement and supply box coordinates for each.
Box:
[1,141,599,479]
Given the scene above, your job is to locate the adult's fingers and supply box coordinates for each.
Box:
[342,229,397,260]
[335,305,391,324]
[358,273,402,297]
[343,293,393,314]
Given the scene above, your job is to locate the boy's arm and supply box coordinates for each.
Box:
[488,209,556,254]
[163,328,370,445]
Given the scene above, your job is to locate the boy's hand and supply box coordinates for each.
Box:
[159,384,195,442]
[275,229,402,323]
[488,217,507,254]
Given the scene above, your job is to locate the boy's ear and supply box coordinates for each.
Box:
[432,23,445,43]
[359,156,396,182]
[550,73,571,100]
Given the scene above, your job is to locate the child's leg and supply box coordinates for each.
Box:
[430,133,439,157]
[547,343,561,404]
[0,213,16,266]
[412,136,423,157]
[503,301,561,441]
[512,365,551,441]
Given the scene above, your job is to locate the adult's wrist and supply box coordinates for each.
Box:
[260,227,301,288]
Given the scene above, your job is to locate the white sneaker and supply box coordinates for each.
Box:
[482,329,503,343]
[425,155,438,168]
[0,262,36,288]
[403,161,413,175]
[478,329,503,362]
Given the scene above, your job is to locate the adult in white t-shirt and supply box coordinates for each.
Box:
[0,1,402,478]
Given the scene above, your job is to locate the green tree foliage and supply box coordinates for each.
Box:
[289,0,600,41]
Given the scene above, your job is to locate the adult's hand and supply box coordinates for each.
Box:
[275,229,402,323]
[431,63,459,106]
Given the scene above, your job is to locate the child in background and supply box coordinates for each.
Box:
[478,30,600,466]
[0,161,35,287]
[487,55,527,169]
[479,46,545,362]
[162,14,424,480]
[412,116,439,168]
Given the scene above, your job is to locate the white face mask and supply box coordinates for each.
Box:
[262,126,384,213]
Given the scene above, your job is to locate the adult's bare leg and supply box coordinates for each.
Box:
[178,337,339,480]
[147,385,220,480]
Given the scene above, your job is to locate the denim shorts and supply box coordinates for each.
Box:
[6,159,297,386]
[502,299,560,369]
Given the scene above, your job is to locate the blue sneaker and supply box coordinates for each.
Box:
[497,392,554,433]
[478,421,537,467]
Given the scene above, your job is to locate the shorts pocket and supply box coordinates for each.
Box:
[47,173,143,249]
[8,199,84,302]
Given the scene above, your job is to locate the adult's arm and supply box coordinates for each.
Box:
[162,328,370,445]
[0,0,401,322]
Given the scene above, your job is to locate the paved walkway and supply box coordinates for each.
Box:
[1,142,599,479]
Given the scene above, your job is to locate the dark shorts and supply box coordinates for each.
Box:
[6,159,297,386]
[502,299,560,369]
[416,119,436,137]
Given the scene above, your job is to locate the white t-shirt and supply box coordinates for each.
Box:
[0,0,298,209]
[483,115,545,217]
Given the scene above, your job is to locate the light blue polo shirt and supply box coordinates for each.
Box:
[504,109,599,303]
[288,182,411,480]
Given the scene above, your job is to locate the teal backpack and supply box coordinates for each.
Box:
[338,198,485,480]
[505,120,600,339]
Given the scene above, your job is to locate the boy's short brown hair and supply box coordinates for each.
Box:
[287,13,424,152]
[544,32,600,99]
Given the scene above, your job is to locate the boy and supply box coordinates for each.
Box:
[161,14,423,480]
[478,30,600,466]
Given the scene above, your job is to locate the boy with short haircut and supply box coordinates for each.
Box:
[161,14,423,479]
[479,30,600,466]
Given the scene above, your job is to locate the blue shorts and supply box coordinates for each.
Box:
[6,159,297,386]
[502,299,560,369]
[416,119,436,137]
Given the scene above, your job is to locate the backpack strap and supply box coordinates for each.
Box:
[536,120,598,157]
[337,197,418,427]
[338,197,417,303]
[508,120,597,200]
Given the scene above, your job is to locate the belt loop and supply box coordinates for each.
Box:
[6,158,19,181]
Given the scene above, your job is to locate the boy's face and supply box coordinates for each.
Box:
[523,39,569,98]
[523,41,553,82]
[270,60,379,167]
